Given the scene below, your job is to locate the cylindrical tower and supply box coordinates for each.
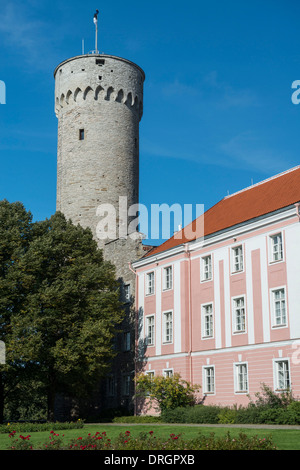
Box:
[54,54,145,248]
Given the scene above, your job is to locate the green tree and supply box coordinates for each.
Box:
[0,200,34,423]
[1,204,123,422]
[135,373,200,413]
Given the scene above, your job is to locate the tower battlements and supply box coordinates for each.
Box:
[54,54,144,120]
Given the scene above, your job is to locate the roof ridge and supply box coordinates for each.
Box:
[224,165,300,200]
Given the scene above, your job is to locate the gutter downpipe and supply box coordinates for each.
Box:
[295,203,300,221]
[128,262,138,416]
[184,243,193,384]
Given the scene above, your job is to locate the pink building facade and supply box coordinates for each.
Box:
[132,167,300,409]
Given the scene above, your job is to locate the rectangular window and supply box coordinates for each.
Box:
[163,312,173,343]
[270,233,283,262]
[146,371,155,379]
[202,304,213,338]
[107,375,116,397]
[232,246,243,272]
[275,360,290,390]
[146,272,155,295]
[203,366,215,394]
[123,331,130,351]
[124,284,131,302]
[235,363,248,393]
[79,128,85,140]
[163,369,173,378]
[202,255,212,281]
[146,315,155,346]
[122,374,131,396]
[272,288,286,326]
[233,297,246,333]
[163,266,173,290]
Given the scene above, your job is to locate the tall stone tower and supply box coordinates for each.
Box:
[54,53,150,416]
[54,53,144,247]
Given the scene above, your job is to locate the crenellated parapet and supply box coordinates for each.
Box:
[55,83,143,120]
[54,54,144,121]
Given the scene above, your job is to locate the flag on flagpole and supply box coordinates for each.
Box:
[93,10,99,25]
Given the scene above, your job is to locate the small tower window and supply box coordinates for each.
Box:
[96,59,105,65]
[79,129,85,140]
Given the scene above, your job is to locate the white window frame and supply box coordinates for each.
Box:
[146,370,155,379]
[232,296,246,334]
[203,365,215,394]
[271,287,287,328]
[231,245,244,273]
[273,359,291,391]
[163,310,173,344]
[163,369,174,378]
[201,254,212,281]
[145,314,155,346]
[201,303,214,339]
[146,271,155,296]
[269,232,284,263]
[163,265,173,291]
[234,362,248,393]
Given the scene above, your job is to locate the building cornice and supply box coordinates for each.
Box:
[132,203,299,269]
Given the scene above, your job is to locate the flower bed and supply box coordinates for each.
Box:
[6,429,277,450]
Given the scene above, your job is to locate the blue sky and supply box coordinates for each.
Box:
[0,0,300,246]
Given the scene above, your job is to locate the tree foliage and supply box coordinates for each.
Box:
[0,201,123,421]
[135,373,200,413]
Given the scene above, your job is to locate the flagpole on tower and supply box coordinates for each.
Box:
[93,10,99,54]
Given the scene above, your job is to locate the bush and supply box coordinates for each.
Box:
[233,405,262,424]
[113,415,161,423]
[286,401,300,424]
[249,383,294,409]
[0,420,84,434]
[161,398,300,425]
[135,373,200,413]
[257,402,300,425]
[217,407,238,424]
[160,406,190,423]
[162,405,220,424]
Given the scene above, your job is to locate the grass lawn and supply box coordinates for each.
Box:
[1,424,300,450]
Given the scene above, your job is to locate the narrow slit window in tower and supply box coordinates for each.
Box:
[79,129,85,140]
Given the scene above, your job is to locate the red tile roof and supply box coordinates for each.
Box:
[145,166,300,258]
